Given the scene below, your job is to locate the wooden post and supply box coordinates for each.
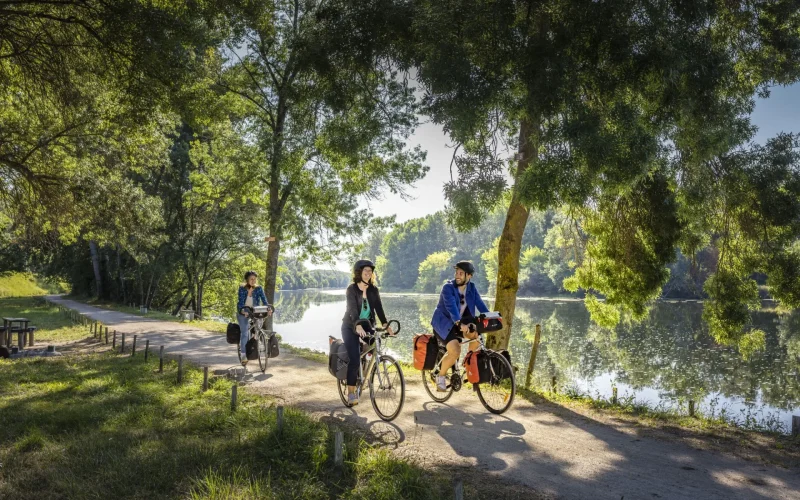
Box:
[177,355,184,383]
[551,375,557,393]
[105,327,109,344]
[334,430,344,467]
[454,479,464,500]
[792,416,800,437]
[28,329,34,347]
[689,400,696,417]
[524,324,541,390]
[277,406,284,433]
[144,340,150,361]
[202,366,209,392]
[131,335,137,356]
[113,331,117,350]
[120,333,126,354]
[159,346,164,373]
[17,331,24,350]
[231,384,237,411]
[612,387,618,405]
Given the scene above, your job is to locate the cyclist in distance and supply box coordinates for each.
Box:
[237,270,271,366]
[341,260,394,406]
[430,261,490,391]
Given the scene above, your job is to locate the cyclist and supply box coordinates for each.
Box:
[237,270,271,366]
[430,260,490,391]
[341,259,394,406]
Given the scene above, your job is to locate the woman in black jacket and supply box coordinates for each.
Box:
[341,259,394,406]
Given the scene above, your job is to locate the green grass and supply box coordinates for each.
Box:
[0,353,456,500]
[0,272,47,297]
[0,297,89,343]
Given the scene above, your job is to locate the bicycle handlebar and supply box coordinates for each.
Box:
[376,319,400,335]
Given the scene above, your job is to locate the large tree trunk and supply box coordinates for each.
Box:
[486,117,537,350]
[264,234,281,330]
[116,246,126,304]
[88,240,103,299]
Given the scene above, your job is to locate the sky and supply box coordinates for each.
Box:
[314,83,800,272]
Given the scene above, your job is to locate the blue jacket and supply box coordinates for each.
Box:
[431,280,489,339]
[237,285,268,313]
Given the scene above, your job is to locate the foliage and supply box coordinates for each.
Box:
[415,250,455,293]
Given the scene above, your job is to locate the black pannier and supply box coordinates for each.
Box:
[328,336,349,380]
[226,323,240,344]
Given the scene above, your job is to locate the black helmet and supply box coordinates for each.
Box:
[453,261,475,275]
[243,270,258,281]
[354,259,375,272]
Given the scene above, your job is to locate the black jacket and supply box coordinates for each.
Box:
[342,283,388,328]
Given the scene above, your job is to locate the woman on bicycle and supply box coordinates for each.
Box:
[431,260,489,391]
[237,270,270,366]
[341,259,394,406]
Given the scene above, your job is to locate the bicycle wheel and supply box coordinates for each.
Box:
[476,351,516,415]
[337,378,353,407]
[257,333,268,373]
[422,364,455,403]
[369,355,405,421]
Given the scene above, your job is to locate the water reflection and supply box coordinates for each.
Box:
[273,290,799,431]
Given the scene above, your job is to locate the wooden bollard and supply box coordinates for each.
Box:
[612,387,618,405]
[231,384,238,411]
[524,324,541,390]
[112,330,117,350]
[177,355,184,383]
[159,346,164,372]
[105,327,109,344]
[551,375,557,393]
[792,415,800,437]
[202,366,208,392]
[689,400,696,417]
[334,430,344,467]
[145,340,150,361]
[131,335,137,356]
[120,333,126,354]
[454,479,464,500]
[28,329,34,347]
[277,406,284,433]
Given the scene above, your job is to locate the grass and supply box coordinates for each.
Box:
[0,352,460,500]
[0,272,52,297]
[0,297,89,343]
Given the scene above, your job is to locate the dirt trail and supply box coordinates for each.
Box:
[46,297,800,500]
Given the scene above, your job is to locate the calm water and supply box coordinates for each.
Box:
[272,289,800,432]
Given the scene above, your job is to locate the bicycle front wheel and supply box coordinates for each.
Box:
[476,351,516,415]
[369,355,405,421]
[257,333,268,373]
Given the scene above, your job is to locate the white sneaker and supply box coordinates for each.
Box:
[348,393,359,406]
[436,375,448,392]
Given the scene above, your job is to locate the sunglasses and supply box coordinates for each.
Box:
[459,293,465,305]
[362,300,369,310]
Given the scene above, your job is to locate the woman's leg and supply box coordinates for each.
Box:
[341,324,361,392]
[238,313,249,358]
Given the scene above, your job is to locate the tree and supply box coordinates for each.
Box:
[416,250,455,293]
[217,0,427,322]
[406,0,800,350]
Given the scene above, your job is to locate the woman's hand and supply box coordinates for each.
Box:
[386,325,395,336]
[240,309,249,318]
[355,324,366,337]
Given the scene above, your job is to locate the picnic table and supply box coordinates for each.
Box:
[2,317,32,348]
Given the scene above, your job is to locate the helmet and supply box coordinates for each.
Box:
[354,259,375,272]
[453,261,475,275]
[243,270,258,281]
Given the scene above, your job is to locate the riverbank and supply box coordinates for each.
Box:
[48,294,800,467]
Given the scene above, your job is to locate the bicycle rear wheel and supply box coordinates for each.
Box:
[476,351,516,414]
[422,365,455,403]
[369,355,405,421]
[257,333,268,373]
[337,378,352,407]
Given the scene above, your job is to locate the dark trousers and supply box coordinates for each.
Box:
[341,322,374,386]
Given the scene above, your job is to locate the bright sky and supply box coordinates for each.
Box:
[315,83,800,272]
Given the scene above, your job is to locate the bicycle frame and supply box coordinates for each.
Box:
[433,333,500,385]
[353,329,393,396]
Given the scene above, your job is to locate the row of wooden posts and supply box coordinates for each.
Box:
[53,303,354,466]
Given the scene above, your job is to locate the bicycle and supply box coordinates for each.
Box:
[332,320,405,421]
[421,325,516,414]
[237,305,276,374]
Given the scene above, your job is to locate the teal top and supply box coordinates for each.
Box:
[359,298,371,320]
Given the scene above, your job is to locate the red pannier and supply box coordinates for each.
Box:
[463,350,484,384]
[413,334,438,370]
[476,312,503,333]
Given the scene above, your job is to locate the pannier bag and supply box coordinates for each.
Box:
[413,334,438,370]
[268,334,279,358]
[476,312,503,334]
[245,337,259,360]
[463,350,487,384]
[479,349,512,383]
[226,323,240,344]
[328,336,349,380]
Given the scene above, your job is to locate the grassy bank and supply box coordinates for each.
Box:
[0,297,88,344]
[0,272,63,297]
[0,353,460,499]
[73,296,227,333]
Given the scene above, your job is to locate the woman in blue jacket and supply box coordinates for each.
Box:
[430,261,489,391]
[237,270,270,365]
